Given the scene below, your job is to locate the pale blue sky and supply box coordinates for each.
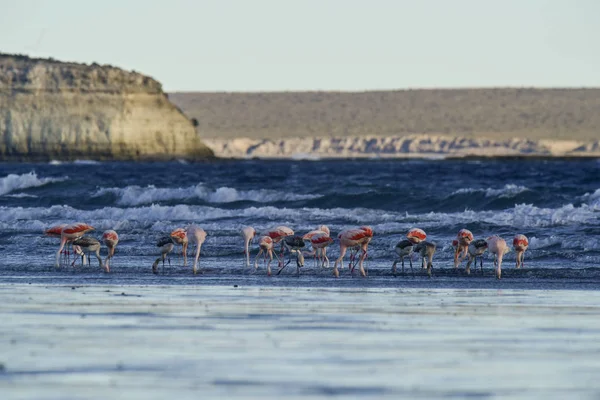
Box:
[1,0,599,91]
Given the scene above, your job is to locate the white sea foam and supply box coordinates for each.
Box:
[0,172,66,196]
[5,193,38,198]
[528,236,563,249]
[93,184,321,206]
[451,184,530,198]
[581,189,600,210]
[1,201,597,234]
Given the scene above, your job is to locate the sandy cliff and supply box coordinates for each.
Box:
[0,54,213,161]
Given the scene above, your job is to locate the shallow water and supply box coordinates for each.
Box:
[2,284,600,399]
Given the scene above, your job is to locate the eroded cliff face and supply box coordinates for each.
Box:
[205,135,600,159]
[0,54,213,161]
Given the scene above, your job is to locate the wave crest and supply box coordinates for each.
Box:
[93,184,320,206]
[451,184,530,198]
[0,172,66,196]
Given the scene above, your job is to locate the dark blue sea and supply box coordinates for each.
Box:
[0,158,598,287]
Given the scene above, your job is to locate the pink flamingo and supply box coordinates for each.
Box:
[486,235,509,279]
[241,226,256,267]
[513,234,529,269]
[45,224,69,264]
[170,228,188,267]
[309,233,334,268]
[407,228,427,244]
[302,226,331,267]
[47,224,85,266]
[316,225,331,265]
[453,229,474,269]
[102,230,119,273]
[265,226,294,266]
[254,235,275,275]
[187,225,207,275]
[333,226,373,278]
[55,222,94,267]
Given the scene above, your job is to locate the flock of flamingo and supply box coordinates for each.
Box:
[45,222,529,279]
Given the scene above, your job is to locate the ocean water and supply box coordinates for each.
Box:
[1,159,600,399]
[0,159,598,278]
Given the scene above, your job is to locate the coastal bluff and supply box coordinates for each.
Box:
[0,54,213,161]
[171,90,600,158]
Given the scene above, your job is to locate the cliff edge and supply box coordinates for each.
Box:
[0,54,213,161]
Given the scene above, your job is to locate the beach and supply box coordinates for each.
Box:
[2,282,600,399]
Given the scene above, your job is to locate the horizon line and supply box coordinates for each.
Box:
[168,86,600,94]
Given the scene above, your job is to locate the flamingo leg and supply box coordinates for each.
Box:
[254,248,264,271]
[183,242,188,267]
[323,251,330,269]
[480,256,484,274]
[333,246,347,278]
[55,236,68,268]
[392,260,398,276]
[267,249,273,276]
[192,244,202,275]
[244,239,251,267]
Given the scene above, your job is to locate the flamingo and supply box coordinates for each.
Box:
[102,230,119,273]
[254,235,275,276]
[407,228,427,244]
[278,235,305,276]
[170,228,188,266]
[45,224,66,238]
[307,232,334,268]
[316,225,331,265]
[47,224,86,265]
[392,239,414,276]
[465,239,488,275]
[333,226,373,278]
[71,236,103,270]
[45,224,69,264]
[241,226,256,267]
[152,236,174,274]
[265,226,294,266]
[486,235,509,279]
[414,241,436,277]
[513,234,529,269]
[55,222,94,267]
[187,225,207,275]
[453,229,474,269]
[302,227,331,267]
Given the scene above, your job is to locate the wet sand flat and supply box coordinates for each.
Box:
[1,283,600,399]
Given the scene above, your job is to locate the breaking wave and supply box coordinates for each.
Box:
[451,184,530,198]
[0,172,66,196]
[93,184,321,206]
[2,201,597,233]
[581,188,600,209]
